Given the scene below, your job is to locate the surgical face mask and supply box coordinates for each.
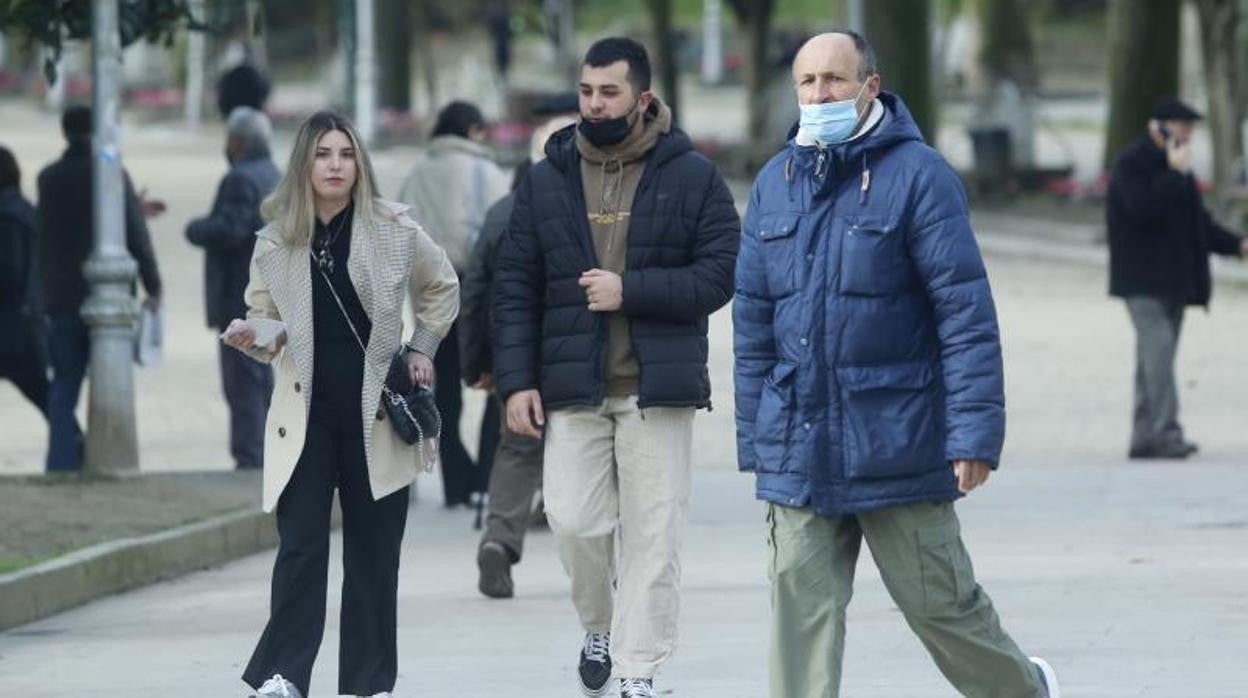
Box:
[578,99,641,147]
[798,80,869,145]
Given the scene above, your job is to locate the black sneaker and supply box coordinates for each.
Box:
[1129,440,1193,460]
[477,541,514,599]
[577,632,611,696]
[619,677,654,698]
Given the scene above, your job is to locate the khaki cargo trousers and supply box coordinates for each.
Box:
[767,501,1047,698]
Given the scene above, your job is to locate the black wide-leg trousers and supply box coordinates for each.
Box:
[243,414,409,697]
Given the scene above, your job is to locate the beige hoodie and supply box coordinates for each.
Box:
[576,98,673,397]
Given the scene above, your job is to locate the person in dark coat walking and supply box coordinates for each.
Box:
[0,146,49,421]
[1107,97,1247,460]
[186,107,280,471]
[734,32,1059,697]
[493,38,739,698]
[467,108,577,600]
[36,106,163,472]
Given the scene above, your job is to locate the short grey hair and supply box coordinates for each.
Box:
[227,106,272,152]
[832,29,879,81]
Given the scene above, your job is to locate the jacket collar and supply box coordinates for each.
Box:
[427,134,494,160]
[64,139,91,159]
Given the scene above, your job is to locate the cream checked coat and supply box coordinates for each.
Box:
[243,198,459,512]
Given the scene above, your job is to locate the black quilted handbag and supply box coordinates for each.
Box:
[382,351,442,446]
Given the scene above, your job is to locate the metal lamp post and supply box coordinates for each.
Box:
[82,0,141,474]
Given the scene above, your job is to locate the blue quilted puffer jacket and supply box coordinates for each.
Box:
[733,92,1005,516]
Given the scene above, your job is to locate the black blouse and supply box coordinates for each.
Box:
[309,203,372,423]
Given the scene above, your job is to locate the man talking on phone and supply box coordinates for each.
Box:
[1107,97,1248,460]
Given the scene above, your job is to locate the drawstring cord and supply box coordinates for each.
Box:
[598,157,625,253]
[859,151,871,205]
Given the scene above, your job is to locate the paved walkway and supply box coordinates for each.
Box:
[3,98,1248,696]
[3,251,1248,696]
[1,462,1246,697]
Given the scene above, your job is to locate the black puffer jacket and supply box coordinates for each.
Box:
[493,124,739,410]
[459,191,514,386]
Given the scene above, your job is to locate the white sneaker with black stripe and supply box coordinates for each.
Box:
[1030,657,1061,698]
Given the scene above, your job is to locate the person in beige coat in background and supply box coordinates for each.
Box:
[396,101,511,507]
[222,111,458,698]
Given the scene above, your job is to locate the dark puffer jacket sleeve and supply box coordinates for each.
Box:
[459,194,512,385]
[732,183,775,473]
[905,157,1005,467]
[185,172,262,251]
[492,177,544,403]
[619,169,740,322]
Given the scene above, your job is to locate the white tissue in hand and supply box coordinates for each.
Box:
[246,318,286,349]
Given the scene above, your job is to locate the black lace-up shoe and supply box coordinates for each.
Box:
[577,632,611,696]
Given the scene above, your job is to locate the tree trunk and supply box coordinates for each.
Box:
[244,0,268,68]
[701,0,724,84]
[1194,0,1243,199]
[645,0,680,124]
[544,0,579,85]
[973,0,1038,166]
[413,3,438,116]
[1104,0,1180,169]
[377,0,411,112]
[355,0,377,144]
[726,0,776,146]
[975,0,1037,88]
[864,0,936,141]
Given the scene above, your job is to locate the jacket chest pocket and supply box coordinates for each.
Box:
[838,214,910,296]
[756,213,806,298]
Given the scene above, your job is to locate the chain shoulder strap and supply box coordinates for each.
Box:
[314,260,367,348]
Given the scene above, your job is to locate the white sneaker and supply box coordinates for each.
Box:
[1029,657,1061,698]
[619,678,654,698]
[252,674,302,698]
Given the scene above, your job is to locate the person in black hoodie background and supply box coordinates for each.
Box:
[0,146,49,423]
[1106,97,1248,460]
[36,106,163,472]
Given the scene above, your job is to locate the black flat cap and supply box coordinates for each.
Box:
[1152,97,1203,122]
[532,92,579,116]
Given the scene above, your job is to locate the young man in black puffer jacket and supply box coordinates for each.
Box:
[493,38,739,698]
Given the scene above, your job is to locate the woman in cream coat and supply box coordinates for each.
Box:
[222,111,458,698]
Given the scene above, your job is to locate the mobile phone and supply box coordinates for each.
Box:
[1158,124,1172,141]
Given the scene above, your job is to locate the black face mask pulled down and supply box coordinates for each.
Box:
[578,101,640,148]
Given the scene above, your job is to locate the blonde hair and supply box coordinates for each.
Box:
[261,110,388,246]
